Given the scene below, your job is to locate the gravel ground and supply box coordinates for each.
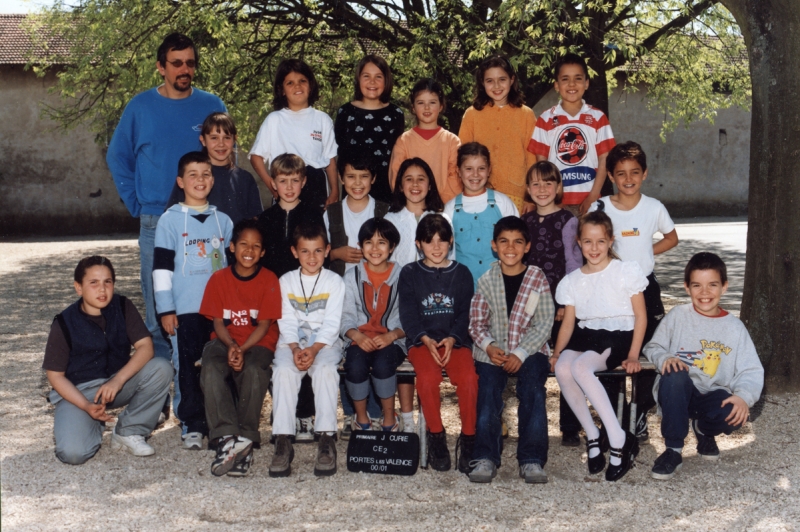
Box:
[1,234,799,531]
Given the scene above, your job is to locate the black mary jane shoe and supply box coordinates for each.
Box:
[586,436,606,475]
[605,431,640,482]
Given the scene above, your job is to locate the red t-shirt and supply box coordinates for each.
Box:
[200,266,282,351]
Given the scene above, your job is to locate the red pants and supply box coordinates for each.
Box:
[407,345,478,435]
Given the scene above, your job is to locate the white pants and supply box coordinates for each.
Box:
[272,343,342,435]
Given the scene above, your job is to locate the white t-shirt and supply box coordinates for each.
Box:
[589,194,675,276]
[443,189,520,219]
[384,209,454,267]
[323,196,376,273]
[249,107,338,169]
[555,259,648,331]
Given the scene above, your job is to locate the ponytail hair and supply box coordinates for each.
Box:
[577,211,620,261]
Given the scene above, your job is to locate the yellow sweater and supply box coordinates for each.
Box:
[388,128,462,204]
[458,104,537,208]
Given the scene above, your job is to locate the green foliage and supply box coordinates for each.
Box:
[27,0,750,146]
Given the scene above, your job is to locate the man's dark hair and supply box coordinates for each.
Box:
[232,219,263,245]
[157,33,198,68]
[337,154,376,177]
[553,52,588,80]
[415,214,453,244]
[74,256,116,283]
[273,59,320,110]
[493,216,531,244]
[606,141,648,174]
[357,218,401,253]
[177,151,211,177]
[684,252,728,285]
[292,221,329,247]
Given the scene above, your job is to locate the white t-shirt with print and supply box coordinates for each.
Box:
[589,194,675,276]
[250,107,338,169]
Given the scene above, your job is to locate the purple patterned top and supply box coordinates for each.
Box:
[521,209,582,296]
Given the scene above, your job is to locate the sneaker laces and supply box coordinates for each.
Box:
[298,418,311,433]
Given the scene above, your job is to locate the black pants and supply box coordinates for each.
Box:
[300,165,330,212]
[174,313,214,434]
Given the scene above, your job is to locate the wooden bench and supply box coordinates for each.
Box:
[339,357,656,468]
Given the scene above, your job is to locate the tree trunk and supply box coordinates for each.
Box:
[723,0,800,392]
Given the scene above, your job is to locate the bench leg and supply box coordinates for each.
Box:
[418,394,427,469]
[629,374,638,435]
[616,381,625,425]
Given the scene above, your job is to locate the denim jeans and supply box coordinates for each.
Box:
[139,215,171,361]
[658,370,740,449]
[473,354,550,467]
[339,374,383,419]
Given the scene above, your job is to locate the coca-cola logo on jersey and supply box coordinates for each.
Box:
[556,126,588,165]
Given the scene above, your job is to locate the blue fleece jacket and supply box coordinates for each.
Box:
[106,88,226,217]
[153,204,233,317]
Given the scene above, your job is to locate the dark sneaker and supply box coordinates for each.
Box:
[468,459,497,483]
[426,430,451,472]
[211,436,253,477]
[269,435,294,478]
[651,449,682,480]
[455,433,475,474]
[692,419,719,460]
[636,413,650,444]
[227,448,253,477]
[314,433,338,476]
[561,431,581,447]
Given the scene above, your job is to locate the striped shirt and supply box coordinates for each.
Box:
[527,100,615,205]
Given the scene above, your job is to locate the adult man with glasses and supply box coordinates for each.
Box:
[107,33,226,366]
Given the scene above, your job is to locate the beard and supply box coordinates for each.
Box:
[172,75,192,92]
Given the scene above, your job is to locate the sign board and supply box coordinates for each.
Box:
[346,431,420,476]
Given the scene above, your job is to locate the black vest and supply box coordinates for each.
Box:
[56,294,131,386]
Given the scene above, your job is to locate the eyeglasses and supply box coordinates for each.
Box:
[165,59,197,69]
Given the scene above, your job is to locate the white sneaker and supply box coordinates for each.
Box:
[295,417,315,443]
[182,432,203,450]
[111,427,154,457]
[402,414,416,434]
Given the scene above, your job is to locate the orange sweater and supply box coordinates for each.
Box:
[458,104,537,208]
[388,128,462,204]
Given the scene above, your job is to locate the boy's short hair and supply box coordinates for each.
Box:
[270,153,307,179]
[231,218,263,245]
[415,214,453,244]
[357,218,401,253]
[353,54,394,104]
[273,59,319,110]
[337,154,376,177]
[553,52,589,80]
[292,221,329,247]
[178,151,212,177]
[606,140,647,174]
[684,252,728,285]
[526,161,564,204]
[157,33,197,68]
[493,216,530,244]
[74,255,116,283]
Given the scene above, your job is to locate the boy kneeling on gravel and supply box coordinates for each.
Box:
[644,252,763,480]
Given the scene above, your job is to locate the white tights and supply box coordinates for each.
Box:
[555,349,626,464]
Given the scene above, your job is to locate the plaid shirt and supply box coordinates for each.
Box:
[469,262,554,364]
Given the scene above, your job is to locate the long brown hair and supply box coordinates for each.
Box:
[577,211,620,261]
